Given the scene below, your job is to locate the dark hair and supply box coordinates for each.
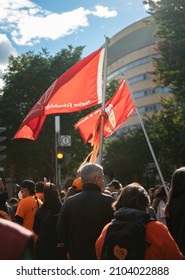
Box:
[35,181,44,193]
[43,183,61,210]
[108,180,122,190]
[21,180,35,195]
[171,167,185,197]
[64,178,74,191]
[113,184,150,211]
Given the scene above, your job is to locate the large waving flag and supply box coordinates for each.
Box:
[13,48,105,140]
[74,79,136,145]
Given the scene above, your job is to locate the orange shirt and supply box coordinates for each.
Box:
[15,196,42,232]
[96,220,183,260]
[36,192,44,202]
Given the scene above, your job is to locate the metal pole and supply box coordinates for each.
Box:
[55,131,58,185]
[124,75,168,195]
[55,116,60,187]
[57,133,62,188]
[136,109,168,195]
[98,36,109,165]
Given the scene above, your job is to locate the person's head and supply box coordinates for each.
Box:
[113,184,150,212]
[35,181,44,193]
[59,190,66,203]
[107,179,122,193]
[170,167,185,198]
[20,180,35,198]
[64,177,82,201]
[43,182,61,209]
[9,197,19,211]
[154,185,167,200]
[64,178,74,191]
[72,177,83,191]
[80,163,104,190]
[148,187,155,200]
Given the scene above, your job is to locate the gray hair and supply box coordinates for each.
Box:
[80,163,103,184]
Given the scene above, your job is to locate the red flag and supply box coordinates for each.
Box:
[74,79,136,144]
[13,48,105,140]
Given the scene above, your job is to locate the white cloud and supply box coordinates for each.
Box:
[0,34,17,89]
[0,34,17,64]
[92,5,117,18]
[12,8,91,46]
[0,0,117,46]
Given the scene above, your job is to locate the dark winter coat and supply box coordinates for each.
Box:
[56,183,114,259]
[167,193,185,256]
[33,205,65,260]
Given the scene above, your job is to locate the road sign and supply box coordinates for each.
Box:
[60,135,71,146]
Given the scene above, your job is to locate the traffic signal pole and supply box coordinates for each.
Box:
[55,116,61,188]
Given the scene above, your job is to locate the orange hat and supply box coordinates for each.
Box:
[72,177,83,191]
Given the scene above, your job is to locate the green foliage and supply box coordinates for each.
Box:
[144,0,185,103]
[106,80,119,101]
[147,97,185,178]
[142,0,185,178]
[103,129,155,187]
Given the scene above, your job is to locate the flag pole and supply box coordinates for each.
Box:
[124,75,168,195]
[98,36,109,165]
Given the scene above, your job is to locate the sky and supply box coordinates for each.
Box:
[0,0,152,87]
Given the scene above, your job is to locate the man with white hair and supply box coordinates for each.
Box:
[56,163,114,259]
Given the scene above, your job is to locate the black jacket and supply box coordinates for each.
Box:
[167,194,185,256]
[33,206,65,260]
[56,183,114,259]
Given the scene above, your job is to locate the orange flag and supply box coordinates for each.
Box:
[75,79,136,145]
[13,48,105,140]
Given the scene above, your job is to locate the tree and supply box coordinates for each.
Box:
[106,79,119,101]
[142,0,185,176]
[0,46,92,182]
[103,128,155,187]
[147,97,185,179]
[144,0,185,103]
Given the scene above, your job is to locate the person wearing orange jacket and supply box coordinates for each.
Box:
[96,184,183,260]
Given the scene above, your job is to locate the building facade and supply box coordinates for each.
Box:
[107,17,170,134]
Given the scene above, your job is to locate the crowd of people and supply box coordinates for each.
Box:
[0,164,185,260]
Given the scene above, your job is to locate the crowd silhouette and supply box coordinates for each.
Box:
[0,164,185,260]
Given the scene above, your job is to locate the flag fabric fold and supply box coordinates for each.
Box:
[13,48,105,140]
[74,79,136,146]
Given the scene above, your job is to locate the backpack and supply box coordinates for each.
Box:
[101,211,152,260]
